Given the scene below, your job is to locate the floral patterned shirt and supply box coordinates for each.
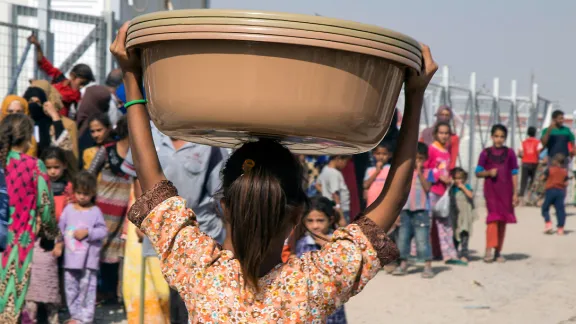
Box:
[128,181,398,323]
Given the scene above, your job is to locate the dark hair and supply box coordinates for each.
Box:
[88,113,112,130]
[374,141,393,153]
[552,153,566,164]
[70,63,95,83]
[73,171,97,195]
[527,126,537,137]
[491,124,508,137]
[115,115,129,140]
[41,146,78,183]
[329,155,350,161]
[104,69,123,88]
[417,142,429,158]
[434,121,451,135]
[0,114,34,168]
[221,139,309,289]
[308,196,338,227]
[450,167,468,181]
[551,110,564,119]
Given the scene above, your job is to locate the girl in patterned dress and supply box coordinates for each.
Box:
[85,115,132,304]
[295,197,347,324]
[111,22,438,323]
[0,114,58,324]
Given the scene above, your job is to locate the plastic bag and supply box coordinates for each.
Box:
[433,186,451,218]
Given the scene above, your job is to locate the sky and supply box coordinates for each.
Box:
[210,0,574,110]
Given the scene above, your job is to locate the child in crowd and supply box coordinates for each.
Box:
[518,127,540,202]
[394,142,434,278]
[86,115,132,304]
[317,155,351,225]
[450,167,477,264]
[24,148,74,323]
[364,142,392,206]
[42,147,76,221]
[476,124,519,263]
[426,121,461,264]
[28,35,94,117]
[295,197,347,323]
[59,171,107,324]
[541,153,569,235]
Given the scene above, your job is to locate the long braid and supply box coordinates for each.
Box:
[0,114,34,168]
[0,127,12,169]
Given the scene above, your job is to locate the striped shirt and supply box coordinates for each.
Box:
[403,170,430,211]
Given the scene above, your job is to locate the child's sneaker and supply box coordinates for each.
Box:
[557,227,565,236]
[544,222,554,234]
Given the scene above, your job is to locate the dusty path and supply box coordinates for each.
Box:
[346,206,576,324]
[89,206,576,324]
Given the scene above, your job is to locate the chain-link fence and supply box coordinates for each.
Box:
[1,2,116,97]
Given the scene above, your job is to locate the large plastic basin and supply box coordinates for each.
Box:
[127,10,421,154]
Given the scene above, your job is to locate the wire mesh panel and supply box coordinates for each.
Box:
[12,4,108,84]
[0,21,38,96]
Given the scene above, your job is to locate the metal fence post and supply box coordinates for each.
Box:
[37,0,52,62]
[103,11,116,74]
[468,72,476,178]
[95,19,108,84]
[510,80,517,150]
[530,83,539,128]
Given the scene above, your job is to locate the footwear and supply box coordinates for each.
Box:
[495,256,506,263]
[483,255,494,263]
[557,227,565,236]
[392,266,407,276]
[544,222,554,234]
[446,259,468,266]
[421,267,434,279]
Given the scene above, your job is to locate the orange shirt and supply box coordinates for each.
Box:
[521,137,540,164]
[545,166,568,190]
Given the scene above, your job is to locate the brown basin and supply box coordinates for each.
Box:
[127,10,421,154]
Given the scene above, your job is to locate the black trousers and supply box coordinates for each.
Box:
[170,288,189,324]
[519,163,538,196]
[454,231,470,259]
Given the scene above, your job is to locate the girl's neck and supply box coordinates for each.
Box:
[74,202,94,210]
[433,140,446,149]
[11,144,27,153]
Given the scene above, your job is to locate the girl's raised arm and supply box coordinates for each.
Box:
[364,45,438,232]
[110,22,165,192]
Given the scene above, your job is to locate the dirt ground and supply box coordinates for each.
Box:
[346,205,576,324]
[89,205,576,324]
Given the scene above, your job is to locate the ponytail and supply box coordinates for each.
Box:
[221,139,309,289]
[225,168,288,288]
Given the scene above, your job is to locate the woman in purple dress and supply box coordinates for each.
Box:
[475,124,519,263]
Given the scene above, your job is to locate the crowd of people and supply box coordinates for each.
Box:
[0,28,570,324]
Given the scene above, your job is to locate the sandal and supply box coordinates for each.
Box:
[392,266,407,276]
[446,259,468,266]
[483,255,494,263]
[421,267,434,279]
[495,256,506,263]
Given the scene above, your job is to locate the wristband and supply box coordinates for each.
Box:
[124,99,147,109]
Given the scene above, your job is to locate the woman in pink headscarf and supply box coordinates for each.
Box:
[420,106,460,170]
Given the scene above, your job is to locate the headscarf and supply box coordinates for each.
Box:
[30,79,64,113]
[1,95,28,119]
[420,106,453,146]
[23,87,52,157]
[76,85,111,135]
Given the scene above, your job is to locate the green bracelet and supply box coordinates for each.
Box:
[124,99,148,109]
